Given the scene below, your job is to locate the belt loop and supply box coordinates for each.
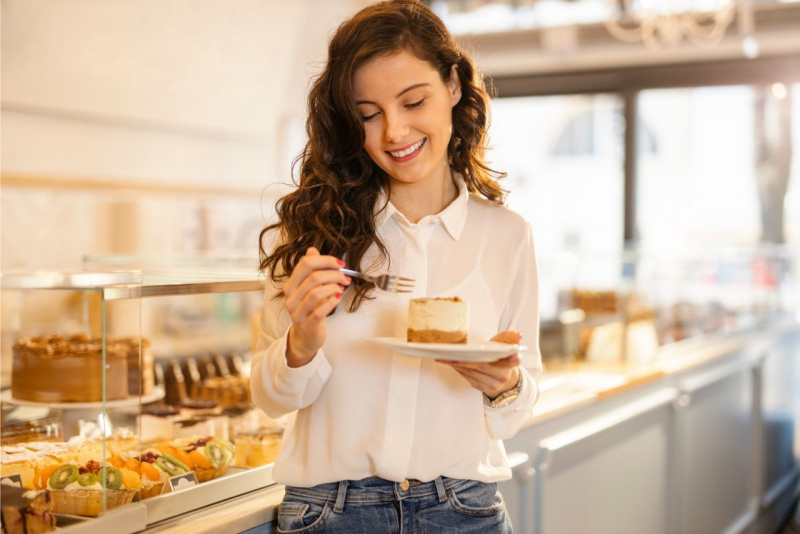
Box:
[434,476,447,503]
[333,480,349,513]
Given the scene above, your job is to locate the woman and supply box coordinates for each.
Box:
[252,1,541,532]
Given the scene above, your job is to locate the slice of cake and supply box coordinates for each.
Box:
[407,297,469,344]
[0,485,56,534]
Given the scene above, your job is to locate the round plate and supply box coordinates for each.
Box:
[0,385,165,409]
[367,337,525,363]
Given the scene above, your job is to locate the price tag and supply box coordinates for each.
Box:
[1,474,23,488]
[161,472,198,494]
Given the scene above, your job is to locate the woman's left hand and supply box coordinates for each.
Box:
[438,331,522,398]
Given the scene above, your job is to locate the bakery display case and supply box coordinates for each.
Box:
[0,268,283,533]
[537,245,799,365]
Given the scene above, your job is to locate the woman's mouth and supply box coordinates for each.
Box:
[387,138,426,162]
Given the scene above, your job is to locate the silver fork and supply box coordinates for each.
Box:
[339,268,415,293]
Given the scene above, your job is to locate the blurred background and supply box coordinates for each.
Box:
[1,1,799,533]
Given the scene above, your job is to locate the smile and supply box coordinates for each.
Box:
[387,138,426,161]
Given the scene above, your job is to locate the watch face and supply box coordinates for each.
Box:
[493,392,519,408]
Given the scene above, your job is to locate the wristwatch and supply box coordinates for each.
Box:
[483,369,524,408]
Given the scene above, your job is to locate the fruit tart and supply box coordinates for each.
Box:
[40,460,136,517]
[158,436,235,483]
[109,449,189,500]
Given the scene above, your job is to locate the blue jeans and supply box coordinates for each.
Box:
[277,476,513,533]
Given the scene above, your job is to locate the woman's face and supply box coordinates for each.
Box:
[353,49,461,188]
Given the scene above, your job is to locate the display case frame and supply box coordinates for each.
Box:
[1,268,276,532]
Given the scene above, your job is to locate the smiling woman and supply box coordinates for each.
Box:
[252,1,543,532]
[354,49,461,215]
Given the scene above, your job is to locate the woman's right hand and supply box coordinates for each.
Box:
[284,247,351,367]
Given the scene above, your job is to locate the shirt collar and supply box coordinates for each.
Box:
[374,173,469,241]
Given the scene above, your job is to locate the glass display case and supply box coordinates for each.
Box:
[0,267,280,532]
[537,245,799,365]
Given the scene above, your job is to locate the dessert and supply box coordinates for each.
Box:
[0,408,62,447]
[38,461,136,516]
[163,361,188,406]
[407,297,469,343]
[11,335,128,403]
[0,485,56,534]
[139,404,180,444]
[234,429,283,468]
[167,436,235,483]
[119,337,154,397]
[180,358,203,396]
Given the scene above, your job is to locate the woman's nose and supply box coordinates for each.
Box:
[383,112,409,144]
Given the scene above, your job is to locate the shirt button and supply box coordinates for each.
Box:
[400,479,410,491]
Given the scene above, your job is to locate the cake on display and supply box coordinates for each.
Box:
[407,297,469,343]
[119,337,154,397]
[0,485,56,534]
[10,334,155,403]
[234,428,283,468]
[11,335,129,403]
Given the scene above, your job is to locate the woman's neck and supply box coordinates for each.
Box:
[389,167,458,224]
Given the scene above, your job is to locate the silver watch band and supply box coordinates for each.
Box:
[483,368,524,408]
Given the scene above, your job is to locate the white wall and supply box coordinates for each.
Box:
[0,0,369,270]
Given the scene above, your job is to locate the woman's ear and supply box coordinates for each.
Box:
[449,64,462,107]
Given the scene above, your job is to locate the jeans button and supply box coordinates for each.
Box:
[400,479,410,491]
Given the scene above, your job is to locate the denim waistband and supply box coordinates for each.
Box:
[284,476,470,511]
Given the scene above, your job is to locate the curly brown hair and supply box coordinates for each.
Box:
[259,0,506,311]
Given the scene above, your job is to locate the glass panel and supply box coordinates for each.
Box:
[637,84,797,250]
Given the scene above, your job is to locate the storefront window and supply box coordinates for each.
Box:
[488,93,625,256]
[636,84,798,250]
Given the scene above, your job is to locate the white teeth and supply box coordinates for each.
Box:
[389,139,425,158]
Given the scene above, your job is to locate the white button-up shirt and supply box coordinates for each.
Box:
[251,179,542,487]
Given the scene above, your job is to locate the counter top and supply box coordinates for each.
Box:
[148,485,284,533]
[528,320,799,427]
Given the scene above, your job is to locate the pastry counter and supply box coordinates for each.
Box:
[0,270,285,534]
[137,319,800,534]
[2,246,797,533]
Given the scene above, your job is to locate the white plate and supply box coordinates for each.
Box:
[367,337,525,363]
[0,385,164,409]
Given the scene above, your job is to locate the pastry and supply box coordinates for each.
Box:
[407,297,469,343]
[39,461,136,517]
[119,337,154,397]
[234,429,283,468]
[12,335,128,402]
[0,485,56,534]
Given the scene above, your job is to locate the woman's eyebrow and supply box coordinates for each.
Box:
[356,82,431,105]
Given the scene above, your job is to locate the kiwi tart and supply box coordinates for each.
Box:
[44,463,136,517]
[171,436,236,483]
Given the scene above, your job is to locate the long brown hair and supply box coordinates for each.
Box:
[259,0,506,311]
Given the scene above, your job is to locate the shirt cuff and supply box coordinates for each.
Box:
[269,332,333,385]
[483,366,536,414]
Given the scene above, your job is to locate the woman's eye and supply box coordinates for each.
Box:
[406,98,425,110]
[362,112,379,122]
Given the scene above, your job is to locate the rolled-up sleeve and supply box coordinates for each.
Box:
[249,277,333,419]
[484,222,542,440]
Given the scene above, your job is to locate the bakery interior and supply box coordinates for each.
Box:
[1,0,799,533]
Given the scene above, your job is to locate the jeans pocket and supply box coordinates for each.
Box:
[277,498,331,533]
[447,481,506,517]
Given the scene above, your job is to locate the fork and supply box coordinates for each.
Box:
[339,268,415,293]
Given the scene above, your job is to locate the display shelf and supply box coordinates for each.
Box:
[143,464,274,525]
[0,271,265,300]
[1,385,164,409]
[0,271,141,290]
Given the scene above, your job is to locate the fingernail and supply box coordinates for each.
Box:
[337,259,345,266]
[345,276,351,283]
[335,292,343,299]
